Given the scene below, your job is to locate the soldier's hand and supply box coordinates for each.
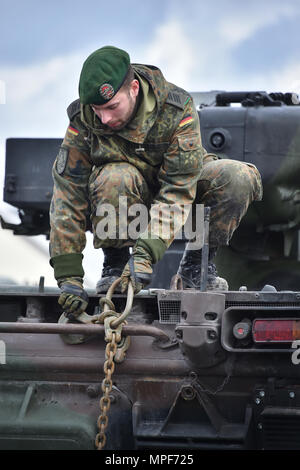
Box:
[58,277,89,318]
[120,245,153,294]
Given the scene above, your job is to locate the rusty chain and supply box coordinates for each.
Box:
[95,278,134,451]
[95,333,117,450]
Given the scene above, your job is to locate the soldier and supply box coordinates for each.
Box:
[49,45,262,317]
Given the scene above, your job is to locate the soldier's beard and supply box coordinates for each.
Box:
[108,93,138,131]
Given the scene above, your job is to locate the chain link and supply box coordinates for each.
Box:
[95,333,118,450]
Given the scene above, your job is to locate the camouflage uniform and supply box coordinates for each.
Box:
[197,155,262,247]
[49,64,262,282]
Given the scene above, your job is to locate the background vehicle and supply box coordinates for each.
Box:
[1,91,300,451]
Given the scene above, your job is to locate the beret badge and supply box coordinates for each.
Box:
[99,83,115,100]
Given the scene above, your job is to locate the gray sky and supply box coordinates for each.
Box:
[0,0,300,285]
[2,0,300,141]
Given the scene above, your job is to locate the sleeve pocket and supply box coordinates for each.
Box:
[163,132,203,176]
[178,133,201,151]
[177,133,203,174]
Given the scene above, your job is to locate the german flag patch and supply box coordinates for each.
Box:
[67,125,79,136]
[179,116,194,128]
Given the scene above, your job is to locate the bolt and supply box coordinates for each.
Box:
[255,397,261,405]
[181,385,196,401]
[289,391,295,399]
[259,390,265,397]
[257,423,263,430]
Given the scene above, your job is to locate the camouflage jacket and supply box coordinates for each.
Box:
[50,64,204,279]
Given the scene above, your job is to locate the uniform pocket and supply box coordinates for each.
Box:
[177,133,203,174]
[163,133,203,175]
[178,133,200,151]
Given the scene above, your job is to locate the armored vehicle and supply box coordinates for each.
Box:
[1,91,300,451]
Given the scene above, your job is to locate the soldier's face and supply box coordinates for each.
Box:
[91,79,139,130]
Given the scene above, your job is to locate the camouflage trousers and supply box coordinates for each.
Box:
[88,158,262,250]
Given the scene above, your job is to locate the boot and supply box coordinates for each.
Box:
[177,247,228,291]
[96,247,130,293]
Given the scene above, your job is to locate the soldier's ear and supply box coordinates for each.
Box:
[130,79,139,98]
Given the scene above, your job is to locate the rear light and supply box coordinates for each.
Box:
[253,319,300,343]
[233,319,252,340]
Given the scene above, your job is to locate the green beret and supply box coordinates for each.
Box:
[79,46,130,105]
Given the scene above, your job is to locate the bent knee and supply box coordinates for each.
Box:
[88,162,151,209]
[97,162,145,185]
[201,159,262,201]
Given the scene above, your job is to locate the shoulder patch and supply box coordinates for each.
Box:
[165,91,186,110]
[67,99,81,121]
[67,125,79,137]
[56,147,69,175]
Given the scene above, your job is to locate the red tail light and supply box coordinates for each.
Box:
[253,319,300,343]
